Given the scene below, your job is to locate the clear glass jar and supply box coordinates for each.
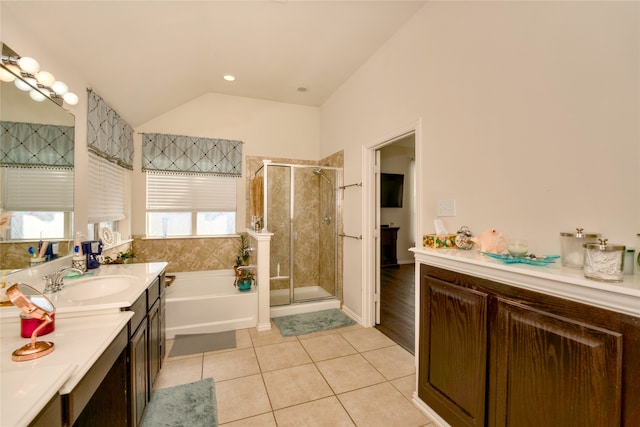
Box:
[560,228,600,269]
[583,239,625,282]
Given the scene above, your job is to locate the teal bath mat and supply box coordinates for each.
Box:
[141,378,217,427]
[272,309,356,337]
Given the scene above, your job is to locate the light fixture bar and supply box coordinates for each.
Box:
[0,42,78,107]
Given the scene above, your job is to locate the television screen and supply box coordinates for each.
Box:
[380,173,404,208]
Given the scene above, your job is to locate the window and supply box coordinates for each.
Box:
[1,167,73,240]
[146,173,236,237]
[87,153,127,240]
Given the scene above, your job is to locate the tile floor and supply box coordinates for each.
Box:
[155,321,435,426]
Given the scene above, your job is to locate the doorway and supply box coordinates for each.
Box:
[373,133,416,354]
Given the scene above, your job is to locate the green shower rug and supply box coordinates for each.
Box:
[141,378,217,427]
[272,309,356,337]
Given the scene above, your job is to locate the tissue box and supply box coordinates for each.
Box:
[423,234,457,249]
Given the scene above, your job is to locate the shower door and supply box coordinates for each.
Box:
[266,163,339,306]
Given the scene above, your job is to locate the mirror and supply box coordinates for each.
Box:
[7,283,56,361]
[0,43,75,272]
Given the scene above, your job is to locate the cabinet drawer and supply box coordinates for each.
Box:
[147,277,160,305]
[127,292,147,335]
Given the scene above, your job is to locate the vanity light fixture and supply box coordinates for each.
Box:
[0,48,79,107]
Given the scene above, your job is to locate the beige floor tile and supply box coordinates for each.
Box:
[273,396,355,427]
[299,333,357,361]
[219,412,277,427]
[249,324,297,347]
[315,354,386,394]
[338,382,431,427]
[254,341,312,372]
[390,374,417,401]
[153,355,203,389]
[234,328,254,349]
[362,345,416,380]
[263,364,333,410]
[203,347,260,382]
[340,327,396,352]
[216,374,272,424]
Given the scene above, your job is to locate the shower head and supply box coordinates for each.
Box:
[313,168,332,185]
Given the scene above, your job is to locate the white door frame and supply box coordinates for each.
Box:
[361,119,423,327]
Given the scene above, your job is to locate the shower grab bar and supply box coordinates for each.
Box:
[339,182,362,189]
[339,233,362,240]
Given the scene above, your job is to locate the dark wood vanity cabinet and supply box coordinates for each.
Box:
[127,272,166,427]
[418,277,488,427]
[380,226,400,268]
[419,264,640,427]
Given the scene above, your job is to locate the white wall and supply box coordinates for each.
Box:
[133,93,321,235]
[321,2,640,319]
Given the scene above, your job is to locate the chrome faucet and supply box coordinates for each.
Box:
[43,267,84,294]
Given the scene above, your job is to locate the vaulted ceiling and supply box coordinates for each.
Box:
[2,1,426,127]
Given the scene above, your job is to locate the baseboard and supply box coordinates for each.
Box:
[340,304,362,325]
[412,394,449,427]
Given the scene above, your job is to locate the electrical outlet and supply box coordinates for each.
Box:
[437,199,456,217]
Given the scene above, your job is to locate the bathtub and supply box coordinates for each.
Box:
[165,270,257,339]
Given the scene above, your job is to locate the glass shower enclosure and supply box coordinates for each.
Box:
[254,162,342,306]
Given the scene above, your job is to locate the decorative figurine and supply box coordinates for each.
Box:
[472,228,507,254]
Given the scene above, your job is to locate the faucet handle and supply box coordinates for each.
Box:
[42,275,55,294]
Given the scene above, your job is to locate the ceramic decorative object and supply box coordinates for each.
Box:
[472,229,507,254]
[237,280,252,292]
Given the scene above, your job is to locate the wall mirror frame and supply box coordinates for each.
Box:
[0,42,75,272]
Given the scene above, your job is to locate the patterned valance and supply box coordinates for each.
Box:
[142,133,242,177]
[0,121,74,169]
[87,89,133,169]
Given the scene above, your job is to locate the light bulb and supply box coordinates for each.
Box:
[17,57,40,75]
[51,81,68,95]
[36,70,55,87]
[0,67,16,82]
[63,92,79,106]
[15,78,32,91]
[29,89,47,102]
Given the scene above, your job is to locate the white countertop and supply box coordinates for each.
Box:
[412,248,640,317]
[0,312,133,427]
[0,261,168,427]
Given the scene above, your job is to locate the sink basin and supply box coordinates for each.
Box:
[59,276,139,302]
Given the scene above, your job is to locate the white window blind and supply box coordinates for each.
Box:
[88,153,126,223]
[3,167,73,211]
[146,173,236,212]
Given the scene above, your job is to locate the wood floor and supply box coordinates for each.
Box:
[375,263,415,354]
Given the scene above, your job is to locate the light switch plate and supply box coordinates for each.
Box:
[437,199,456,217]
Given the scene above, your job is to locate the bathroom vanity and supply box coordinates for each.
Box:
[412,249,640,427]
[0,261,167,427]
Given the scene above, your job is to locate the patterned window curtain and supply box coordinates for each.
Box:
[87,89,134,169]
[142,133,242,176]
[0,121,74,169]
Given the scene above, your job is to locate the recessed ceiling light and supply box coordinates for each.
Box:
[223,75,235,82]
[297,86,308,92]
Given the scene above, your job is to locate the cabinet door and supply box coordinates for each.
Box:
[492,298,623,427]
[130,320,148,427]
[159,291,166,363]
[419,274,489,427]
[148,299,161,390]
